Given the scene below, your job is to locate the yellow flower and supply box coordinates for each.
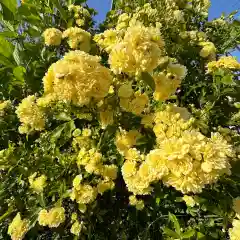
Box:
[29,172,47,193]
[182,195,196,207]
[62,27,91,52]
[43,51,112,106]
[8,213,29,240]
[109,23,164,75]
[101,164,118,180]
[16,95,46,134]
[141,114,154,128]
[199,41,216,59]
[43,28,62,46]
[38,207,65,228]
[0,100,11,116]
[97,180,115,195]
[129,195,144,210]
[82,128,92,137]
[70,221,82,236]
[229,218,240,240]
[207,56,240,73]
[118,82,133,98]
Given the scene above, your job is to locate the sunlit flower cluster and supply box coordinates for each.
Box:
[119,90,149,116]
[38,207,65,228]
[42,51,112,106]
[43,28,62,46]
[8,213,29,240]
[129,195,145,210]
[121,106,234,195]
[0,100,11,116]
[62,27,91,51]
[68,4,91,27]
[229,217,240,240]
[207,56,240,73]
[16,95,46,134]
[199,41,216,59]
[109,23,165,75]
[182,195,196,207]
[153,63,187,101]
[28,172,47,193]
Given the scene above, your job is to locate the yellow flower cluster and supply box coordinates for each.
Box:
[119,90,149,116]
[94,29,121,53]
[72,129,94,151]
[229,218,240,240]
[62,27,91,51]
[109,23,164,75]
[199,41,216,59]
[8,213,29,240]
[153,63,187,101]
[16,95,46,134]
[68,4,91,27]
[28,172,47,193]
[38,207,65,228]
[115,129,141,155]
[182,195,196,207]
[77,148,118,181]
[207,56,240,73]
[121,106,234,195]
[42,28,62,46]
[70,175,97,205]
[129,195,144,210]
[70,220,83,236]
[43,51,112,106]
[0,100,11,116]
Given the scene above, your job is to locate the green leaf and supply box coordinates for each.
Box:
[182,229,195,239]
[221,75,235,85]
[55,112,72,121]
[0,0,17,14]
[13,66,26,82]
[13,43,22,65]
[0,36,13,58]
[0,31,17,38]
[197,232,205,239]
[163,227,180,238]
[52,0,67,22]
[168,212,181,235]
[142,72,155,90]
[0,54,15,67]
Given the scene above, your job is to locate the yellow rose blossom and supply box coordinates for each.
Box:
[129,195,145,210]
[8,213,29,240]
[97,180,115,195]
[62,27,91,52]
[182,195,196,207]
[16,95,46,134]
[207,56,240,73]
[38,207,65,228]
[28,172,47,193]
[42,28,62,46]
[229,218,240,240]
[70,221,82,236]
[43,51,112,106]
[109,23,164,75]
[199,41,216,59]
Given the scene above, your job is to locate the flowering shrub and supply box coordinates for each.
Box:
[1,0,240,239]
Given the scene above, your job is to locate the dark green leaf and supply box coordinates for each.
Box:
[0,36,14,58]
[163,227,180,238]
[0,0,17,14]
[142,72,155,90]
[182,229,195,239]
[168,212,181,235]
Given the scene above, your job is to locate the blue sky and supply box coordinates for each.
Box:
[87,0,240,59]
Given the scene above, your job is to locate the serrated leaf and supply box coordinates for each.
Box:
[197,232,205,239]
[13,43,22,65]
[142,72,155,90]
[168,212,181,235]
[55,112,72,121]
[182,229,195,238]
[163,227,180,238]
